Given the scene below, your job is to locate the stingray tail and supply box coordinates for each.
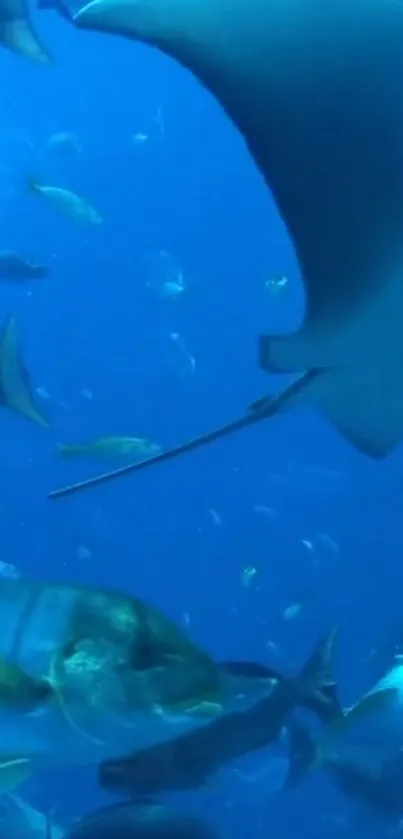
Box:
[49,370,321,499]
[259,329,403,459]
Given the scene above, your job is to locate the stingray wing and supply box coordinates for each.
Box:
[74,0,403,456]
[0,0,50,62]
[0,315,49,428]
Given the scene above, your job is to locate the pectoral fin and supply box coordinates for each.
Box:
[340,686,399,730]
[184,701,223,717]
[0,315,48,428]
[0,0,50,62]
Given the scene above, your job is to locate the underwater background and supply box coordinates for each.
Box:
[1,9,403,839]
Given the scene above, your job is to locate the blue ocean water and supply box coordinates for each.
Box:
[1,9,403,839]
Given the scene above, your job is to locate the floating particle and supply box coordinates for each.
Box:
[77,544,91,561]
[81,388,93,400]
[301,539,314,552]
[131,132,149,147]
[182,611,190,626]
[169,332,196,375]
[36,385,51,400]
[208,508,221,527]
[145,250,186,300]
[283,602,302,621]
[153,107,165,135]
[46,131,81,155]
[241,566,258,587]
[265,275,288,295]
[36,387,70,411]
[0,560,20,579]
[161,277,185,299]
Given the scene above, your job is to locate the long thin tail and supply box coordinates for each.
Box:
[48,369,322,498]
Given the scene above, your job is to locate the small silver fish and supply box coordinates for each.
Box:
[28,179,102,226]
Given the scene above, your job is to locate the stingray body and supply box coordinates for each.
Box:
[49,0,403,498]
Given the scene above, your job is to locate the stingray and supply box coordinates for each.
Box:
[0,0,50,61]
[0,315,48,428]
[49,0,403,499]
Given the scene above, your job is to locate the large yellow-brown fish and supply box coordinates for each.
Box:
[0,578,223,776]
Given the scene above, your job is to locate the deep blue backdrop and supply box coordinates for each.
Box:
[0,11,402,838]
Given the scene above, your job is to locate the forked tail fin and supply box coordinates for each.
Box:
[286,674,399,788]
[294,628,341,712]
